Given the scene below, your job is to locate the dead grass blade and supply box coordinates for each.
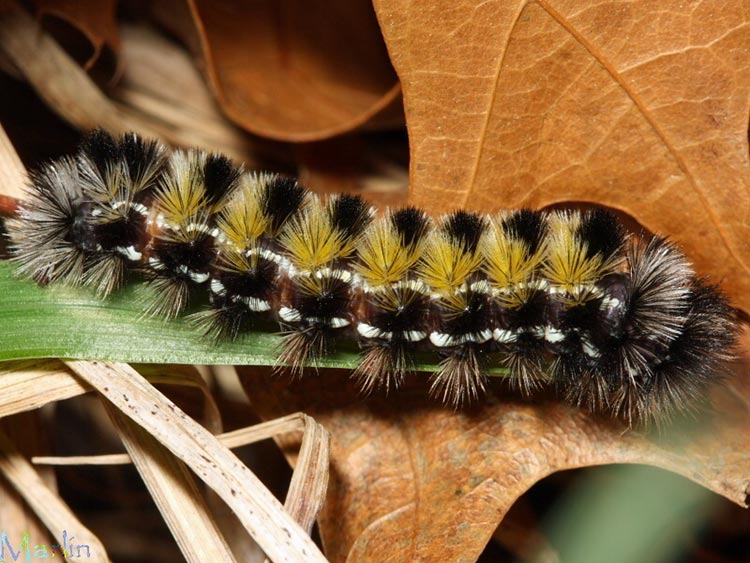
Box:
[34,412,331,537]
[0,0,253,156]
[104,403,237,563]
[0,122,25,199]
[0,361,222,429]
[66,360,327,563]
[0,415,55,555]
[0,360,90,418]
[138,364,223,434]
[0,426,111,562]
[0,3,282,166]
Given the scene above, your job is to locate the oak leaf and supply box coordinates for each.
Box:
[373,0,750,311]
[239,325,749,561]
[187,0,403,141]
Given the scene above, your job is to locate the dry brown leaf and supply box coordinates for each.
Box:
[187,0,402,141]
[113,24,285,166]
[239,324,750,562]
[373,0,750,311]
[32,0,120,72]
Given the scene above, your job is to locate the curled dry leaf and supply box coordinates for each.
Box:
[238,324,750,562]
[188,0,403,141]
[373,0,750,311]
[31,0,120,73]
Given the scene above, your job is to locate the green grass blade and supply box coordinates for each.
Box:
[0,262,508,374]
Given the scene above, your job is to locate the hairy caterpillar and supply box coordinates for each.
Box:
[5,130,738,423]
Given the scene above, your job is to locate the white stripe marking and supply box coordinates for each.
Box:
[116,245,142,261]
[210,279,225,295]
[189,271,209,284]
[238,296,271,312]
[494,328,516,343]
[279,307,302,322]
[357,323,384,339]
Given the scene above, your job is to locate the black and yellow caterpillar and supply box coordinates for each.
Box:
[6,130,738,422]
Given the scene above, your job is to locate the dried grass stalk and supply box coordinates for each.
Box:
[0,0,132,133]
[138,364,223,434]
[0,361,223,428]
[0,427,111,562]
[104,403,237,563]
[0,122,25,199]
[35,413,331,536]
[0,360,90,418]
[0,415,55,557]
[66,360,327,563]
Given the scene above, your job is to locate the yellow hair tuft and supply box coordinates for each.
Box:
[481,215,545,287]
[153,150,210,228]
[216,176,269,250]
[279,198,345,271]
[215,247,260,274]
[418,232,482,294]
[356,217,423,287]
[542,211,610,299]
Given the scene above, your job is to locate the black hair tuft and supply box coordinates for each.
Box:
[203,153,241,205]
[328,194,372,241]
[79,129,120,179]
[502,209,546,254]
[578,209,626,260]
[390,207,430,248]
[262,175,307,233]
[443,210,486,253]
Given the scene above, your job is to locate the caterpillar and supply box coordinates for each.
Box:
[4,130,738,423]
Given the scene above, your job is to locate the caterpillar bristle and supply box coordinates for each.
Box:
[83,254,125,297]
[79,129,120,179]
[203,153,242,205]
[119,131,168,192]
[577,208,627,261]
[327,194,373,242]
[614,279,737,423]
[501,209,546,255]
[390,206,430,249]
[141,274,191,320]
[189,304,246,341]
[443,210,486,253]
[352,342,408,394]
[429,343,487,408]
[143,149,240,317]
[277,327,332,377]
[7,130,740,425]
[198,249,278,338]
[9,157,88,286]
[259,174,309,236]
